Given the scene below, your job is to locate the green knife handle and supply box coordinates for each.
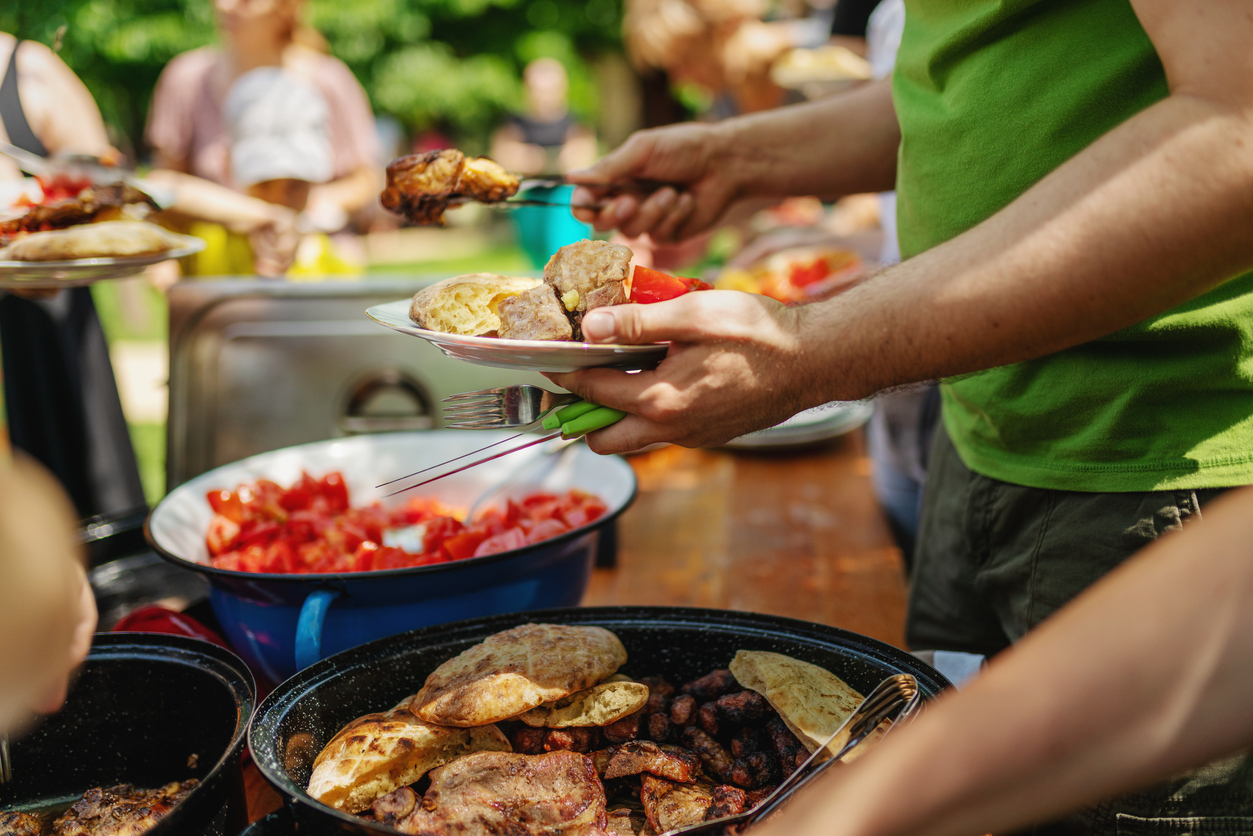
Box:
[561,406,627,438]
[542,399,600,430]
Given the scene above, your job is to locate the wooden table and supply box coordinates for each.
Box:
[243,430,908,824]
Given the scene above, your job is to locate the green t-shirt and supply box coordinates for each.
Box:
[893,0,1253,492]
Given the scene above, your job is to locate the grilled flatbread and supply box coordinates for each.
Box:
[4,221,178,262]
[306,707,511,814]
[408,273,541,336]
[517,680,650,728]
[408,623,628,727]
[730,650,883,761]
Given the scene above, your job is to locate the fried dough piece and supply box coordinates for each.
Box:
[639,775,716,833]
[730,650,886,761]
[392,751,609,836]
[518,681,650,728]
[408,623,628,728]
[306,707,511,814]
[409,273,541,336]
[593,741,701,783]
[5,221,177,262]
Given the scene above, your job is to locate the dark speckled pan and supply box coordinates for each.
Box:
[0,633,255,836]
[248,606,950,836]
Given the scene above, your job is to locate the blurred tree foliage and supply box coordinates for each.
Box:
[1,0,623,158]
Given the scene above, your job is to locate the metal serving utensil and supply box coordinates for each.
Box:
[663,673,923,836]
[1,731,12,783]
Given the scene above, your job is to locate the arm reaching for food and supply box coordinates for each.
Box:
[0,455,96,736]
[564,79,899,242]
[748,485,1253,836]
[553,0,1253,455]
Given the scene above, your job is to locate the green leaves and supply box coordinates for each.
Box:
[8,0,622,159]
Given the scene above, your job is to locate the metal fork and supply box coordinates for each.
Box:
[664,673,922,836]
[1,732,12,783]
[442,385,580,430]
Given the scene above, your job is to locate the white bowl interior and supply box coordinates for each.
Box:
[150,431,636,569]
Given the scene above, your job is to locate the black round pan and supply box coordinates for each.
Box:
[250,606,950,836]
[0,633,255,836]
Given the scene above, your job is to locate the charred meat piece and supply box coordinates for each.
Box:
[730,752,777,790]
[697,702,720,737]
[602,710,643,744]
[669,695,697,728]
[511,725,549,755]
[380,150,520,226]
[593,741,701,783]
[679,669,739,702]
[51,780,198,836]
[639,775,716,834]
[704,785,748,821]
[713,691,769,726]
[682,727,734,783]
[391,751,609,836]
[765,716,806,778]
[745,786,776,808]
[371,786,418,827]
[544,727,599,753]
[0,812,44,836]
[731,727,764,759]
[637,677,675,698]
[0,183,159,239]
[497,284,575,341]
[647,712,673,743]
[606,807,653,836]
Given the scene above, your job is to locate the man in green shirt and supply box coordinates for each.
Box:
[554,0,1253,829]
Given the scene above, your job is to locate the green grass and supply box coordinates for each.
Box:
[127,422,166,507]
[367,244,535,277]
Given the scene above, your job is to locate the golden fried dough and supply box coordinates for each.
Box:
[517,680,650,728]
[408,623,628,727]
[5,221,177,262]
[408,273,542,336]
[306,707,511,814]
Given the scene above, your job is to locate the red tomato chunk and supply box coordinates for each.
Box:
[204,471,609,574]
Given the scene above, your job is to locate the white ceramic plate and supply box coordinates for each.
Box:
[725,400,874,450]
[367,298,669,373]
[0,234,205,288]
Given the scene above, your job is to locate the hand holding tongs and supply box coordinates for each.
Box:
[377,385,625,496]
[664,673,923,836]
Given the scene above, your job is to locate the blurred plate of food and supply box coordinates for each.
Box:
[0,223,204,287]
[726,400,873,450]
[715,244,869,303]
[771,45,873,99]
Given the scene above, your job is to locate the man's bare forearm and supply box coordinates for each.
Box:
[795,92,1253,403]
[716,79,900,201]
[774,487,1253,836]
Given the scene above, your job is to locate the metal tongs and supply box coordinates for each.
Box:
[1,731,12,784]
[498,176,681,210]
[664,673,923,836]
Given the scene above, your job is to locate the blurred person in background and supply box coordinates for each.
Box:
[0,454,96,736]
[491,58,597,269]
[0,33,147,519]
[145,0,381,277]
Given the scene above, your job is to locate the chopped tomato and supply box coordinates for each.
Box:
[788,257,832,288]
[629,266,692,304]
[205,471,607,575]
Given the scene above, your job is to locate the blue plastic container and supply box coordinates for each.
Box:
[146,432,636,684]
[512,184,593,268]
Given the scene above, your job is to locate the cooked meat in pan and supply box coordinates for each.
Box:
[593,741,701,783]
[0,812,44,836]
[639,775,717,833]
[49,781,197,836]
[382,751,609,836]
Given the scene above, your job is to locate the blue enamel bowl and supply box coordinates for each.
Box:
[145,432,636,684]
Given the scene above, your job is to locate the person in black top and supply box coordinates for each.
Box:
[0,34,146,520]
[490,58,596,177]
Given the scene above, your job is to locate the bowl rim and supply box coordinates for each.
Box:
[144,435,638,583]
[248,605,952,833]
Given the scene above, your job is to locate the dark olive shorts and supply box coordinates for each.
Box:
[908,427,1253,835]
